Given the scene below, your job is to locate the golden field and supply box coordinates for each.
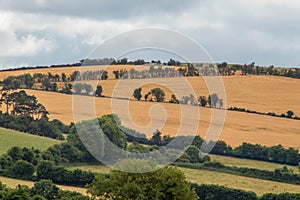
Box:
[1,66,300,149]
[0,65,299,115]
[21,86,300,149]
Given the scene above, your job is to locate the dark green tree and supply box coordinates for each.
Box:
[133,88,142,100]
[151,130,162,146]
[198,96,207,107]
[286,110,294,118]
[95,85,103,97]
[151,88,165,102]
[12,160,35,179]
[61,73,67,82]
[31,180,59,200]
[169,94,179,104]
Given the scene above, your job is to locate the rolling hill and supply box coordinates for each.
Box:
[0,127,62,154]
[1,67,299,149]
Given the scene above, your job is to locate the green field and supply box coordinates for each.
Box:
[0,127,62,154]
[67,164,300,196]
[210,154,299,172]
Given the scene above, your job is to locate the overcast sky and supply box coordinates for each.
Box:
[0,0,300,69]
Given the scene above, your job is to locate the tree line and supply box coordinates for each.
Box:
[2,58,300,80]
[229,107,299,120]
[133,87,224,108]
[191,183,300,200]
[125,127,300,166]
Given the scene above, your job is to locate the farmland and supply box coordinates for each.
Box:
[21,85,300,149]
[1,66,299,116]
[0,127,62,154]
[0,176,87,195]
[210,155,299,171]
[0,66,300,198]
[66,164,300,196]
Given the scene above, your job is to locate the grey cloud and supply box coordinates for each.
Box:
[1,0,300,68]
[0,0,196,20]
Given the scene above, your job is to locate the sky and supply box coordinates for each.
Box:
[0,0,300,69]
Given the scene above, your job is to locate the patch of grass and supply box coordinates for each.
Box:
[0,176,87,195]
[210,154,299,172]
[67,164,300,196]
[0,127,62,154]
[181,167,300,196]
[67,165,111,174]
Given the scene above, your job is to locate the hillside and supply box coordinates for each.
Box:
[1,66,299,116]
[22,88,300,149]
[0,127,62,154]
[1,67,299,148]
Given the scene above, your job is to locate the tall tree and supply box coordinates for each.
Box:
[208,93,219,108]
[84,84,93,95]
[169,94,179,104]
[151,88,165,102]
[198,96,207,107]
[61,73,67,82]
[286,110,294,118]
[133,88,142,100]
[95,85,103,97]
[74,83,84,94]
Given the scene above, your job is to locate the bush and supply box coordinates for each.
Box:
[191,183,257,200]
[12,160,35,179]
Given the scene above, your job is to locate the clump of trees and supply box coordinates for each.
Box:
[87,160,198,200]
[133,87,142,100]
[191,183,257,200]
[141,88,166,102]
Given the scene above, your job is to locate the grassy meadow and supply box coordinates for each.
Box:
[0,127,62,154]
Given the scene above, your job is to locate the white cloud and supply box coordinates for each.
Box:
[0,0,300,67]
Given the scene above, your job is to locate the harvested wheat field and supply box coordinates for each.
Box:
[23,87,300,149]
[97,75,300,117]
[1,66,300,115]
[1,66,300,148]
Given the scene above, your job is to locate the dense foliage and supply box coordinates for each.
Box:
[191,184,257,200]
[134,131,300,166]
[87,160,198,200]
